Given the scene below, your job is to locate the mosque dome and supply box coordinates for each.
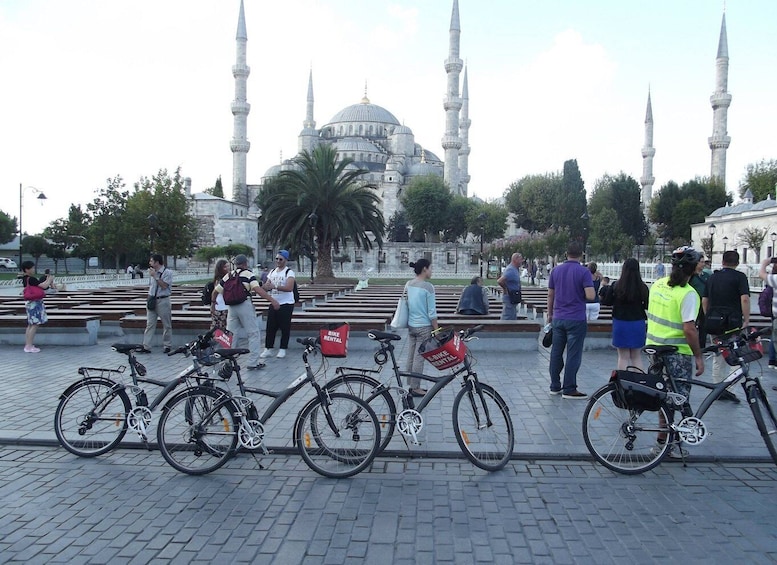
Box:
[328,99,400,126]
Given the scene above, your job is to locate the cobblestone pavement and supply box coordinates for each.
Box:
[1,336,777,563]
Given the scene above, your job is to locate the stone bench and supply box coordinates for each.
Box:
[0,314,101,346]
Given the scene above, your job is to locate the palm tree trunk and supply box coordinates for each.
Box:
[316,239,335,279]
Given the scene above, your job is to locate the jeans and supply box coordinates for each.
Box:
[500,297,518,320]
[406,325,432,389]
[549,319,588,393]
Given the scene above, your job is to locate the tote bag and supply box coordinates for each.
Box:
[390,285,409,329]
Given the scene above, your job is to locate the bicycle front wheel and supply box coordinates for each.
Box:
[748,380,777,465]
[157,387,238,475]
[54,378,131,457]
[452,382,514,471]
[296,393,380,479]
[582,383,671,474]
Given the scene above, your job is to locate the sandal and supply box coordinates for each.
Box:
[409,388,428,397]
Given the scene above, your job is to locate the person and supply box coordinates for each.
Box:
[598,277,611,303]
[127,264,135,279]
[456,276,489,315]
[134,264,143,279]
[20,261,52,353]
[213,254,279,370]
[760,258,777,382]
[260,265,270,285]
[405,258,440,397]
[208,259,230,331]
[259,250,296,359]
[609,258,649,371]
[547,241,595,399]
[654,260,665,279]
[530,262,538,286]
[702,250,749,402]
[585,262,602,321]
[646,246,705,459]
[142,254,173,354]
[688,254,710,350]
[497,252,523,320]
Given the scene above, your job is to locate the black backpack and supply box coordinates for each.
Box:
[284,268,301,303]
[222,269,249,306]
[201,281,215,306]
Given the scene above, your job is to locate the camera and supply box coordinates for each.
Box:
[44,269,50,275]
[771,258,777,265]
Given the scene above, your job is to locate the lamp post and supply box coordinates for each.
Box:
[722,236,729,252]
[477,213,487,278]
[580,211,590,261]
[708,223,716,266]
[771,232,776,259]
[308,212,317,284]
[18,184,48,267]
[148,214,159,254]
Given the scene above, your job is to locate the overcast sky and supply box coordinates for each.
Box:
[2,0,776,235]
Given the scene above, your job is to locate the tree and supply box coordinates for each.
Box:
[649,177,729,245]
[465,202,508,243]
[443,195,477,242]
[387,210,410,242]
[257,145,385,280]
[21,235,49,270]
[401,175,452,242]
[43,219,72,274]
[205,176,225,198]
[503,173,561,233]
[589,172,647,244]
[558,159,588,241]
[86,176,130,271]
[0,210,16,244]
[740,159,777,202]
[738,226,768,263]
[588,209,633,261]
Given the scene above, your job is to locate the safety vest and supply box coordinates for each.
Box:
[646,277,695,356]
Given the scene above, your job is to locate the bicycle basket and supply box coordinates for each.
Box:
[721,341,763,366]
[319,322,349,358]
[610,369,668,412]
[195,343,219,366]
[419,328,467,371]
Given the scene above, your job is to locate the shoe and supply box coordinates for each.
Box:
[769,360,777,367]
[719,390,740,403]
[276,349,286,359]
[549,389,562,396]
[409,388,428,397]
[651,442,688,459]
[138,347,151,354]
[259,348,274,359]
[163,346,171,354]
[246,363,265,371]
[562,390,588,399]
[23,346,40,353]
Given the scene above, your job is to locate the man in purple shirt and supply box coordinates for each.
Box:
[547,241,595,399]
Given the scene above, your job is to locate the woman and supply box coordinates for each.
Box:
[20,260,52,353]
[208,259,230,330]
[405,258,439,397]
[585,262,603,320]
[610,258,649,370]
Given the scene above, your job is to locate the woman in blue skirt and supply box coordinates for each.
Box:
[610,258,650,371]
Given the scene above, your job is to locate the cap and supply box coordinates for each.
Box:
[234,254,248,266]
[278,250,290,260]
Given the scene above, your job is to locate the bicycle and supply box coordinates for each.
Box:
[155,337,382,478]
[54,329,227,459]
[322,325,515,471]
[582,326,777,474]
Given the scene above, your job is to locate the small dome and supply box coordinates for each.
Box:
[392,125,413,135]
[407,161,443,177]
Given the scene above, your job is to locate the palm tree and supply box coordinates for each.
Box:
[257,145,385,279]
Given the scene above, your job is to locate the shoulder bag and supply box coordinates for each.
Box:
[23,284,46,301]
[390,285,409,329]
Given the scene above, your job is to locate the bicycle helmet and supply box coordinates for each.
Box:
[670,246,702,267]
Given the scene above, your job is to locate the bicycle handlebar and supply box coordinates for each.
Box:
[460,325,484,340]
[296,337,319,349]
[167,328,219,357]
[702,326,771,354]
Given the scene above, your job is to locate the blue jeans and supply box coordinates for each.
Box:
[549,319,588,393]
[500,297,518,320]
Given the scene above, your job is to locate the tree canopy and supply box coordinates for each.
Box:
[739,159,777,202]
[649,177,729,246]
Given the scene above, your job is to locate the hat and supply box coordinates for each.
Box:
[542,329,553,348]
[278,250,290,260]
[234,254,248,266]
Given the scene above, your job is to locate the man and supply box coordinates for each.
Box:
[759,258,777,379]
[688,255,711,350]
[703,250,750,401]
[213,254,279,370]
[654,260,665,279]
[547,242,595,399]
[260,250,296,359]
[646,246,705,458]
[497,252,523,320]
[142,254,173,353]
[456,276,489,315]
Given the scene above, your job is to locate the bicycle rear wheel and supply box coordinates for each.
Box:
[582,383,671,474]
[324,374,396,454]
[452,382,514,471]
[54,378,131,457]
[157,387,238,475]
[296,393,380,479]
[747,380,777,465]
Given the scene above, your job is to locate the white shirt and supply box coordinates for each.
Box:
[268,267,296,305]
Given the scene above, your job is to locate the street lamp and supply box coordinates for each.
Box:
[771,232,776,258]
[308,211,317,284]
[18,184,48,267]
[708,223,716,265]
[148,214,159,254]
[580,211,590,261]
[477,213,487,278]
[722,236,729,252]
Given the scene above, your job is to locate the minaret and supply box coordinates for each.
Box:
[458,65,471,196]
[442,0,463,196]
[298,68,318,154]
[708,12,731,186]
[640,90,655,211]
[230,0,251,204]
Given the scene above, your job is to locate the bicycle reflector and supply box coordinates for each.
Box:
[135,362,147,377]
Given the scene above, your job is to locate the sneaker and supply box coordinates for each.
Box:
[23,346,40,353]
[651,442,689,459]
[163,346,171,354]
[549,389,562,396]
[769,360,777,370]
[562,390,588,399]
[259,348,274,359]
[276,349,286,359]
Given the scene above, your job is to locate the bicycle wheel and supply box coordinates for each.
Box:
[582,383,671,474]
[324,374,396,454]
[296,392,380,479]
[54,378,131,457]
[452,382,514,471]
[748,381,777,465]
[157,386,238,475]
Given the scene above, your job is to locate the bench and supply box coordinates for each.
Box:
[0,314,101,346]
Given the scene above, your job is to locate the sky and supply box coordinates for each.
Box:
[1,0,776,236]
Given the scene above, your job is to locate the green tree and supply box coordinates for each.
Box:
[589,172,647,244]
[738,226,768,263]
[387,210,410,242]
[257,145,385,280]
[205,175,225,198]
[401,175,452,242]
[64,205,92,273]
[0,210,16,244]
[503,173,561,232]
[443,195,477,242]
[739,159,777,202]
[86,176,130,271]
[466,202,508,243]
[589,209,633,261]
[649,177,729,244]
[21,235,49,270]
[42,219,71,274]
[558,159,588,241]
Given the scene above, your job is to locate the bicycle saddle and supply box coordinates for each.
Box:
[213,348,251,359]
[112,344,146,354]
[367,330,402,342]
[642,345,678,356]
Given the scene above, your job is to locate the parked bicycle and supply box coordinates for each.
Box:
[155,337,382,478]
[322,325,515,471]
[582,326,777,474]
[54,329,224,458]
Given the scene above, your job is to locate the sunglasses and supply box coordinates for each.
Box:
[275,257,285,261]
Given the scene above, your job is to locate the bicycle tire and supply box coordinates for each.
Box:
[748,381,777,465]
[157,386,238,475]
[54,378,131,457]
[323,374,396,454]
[296,392,380,479]
[452,382,514,471]
[582,383,671,474]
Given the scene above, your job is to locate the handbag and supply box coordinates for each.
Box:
[508,288,522,304]
[390,285,409,329]
[146,296,157,311]
[23,284,45,301]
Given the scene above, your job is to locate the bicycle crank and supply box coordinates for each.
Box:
[675,417,708,445]
[239,419,267,452]
[127,406,153,439]
[397,409,423,445]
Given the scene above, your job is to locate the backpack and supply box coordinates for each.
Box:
[222,269,249,305]
[284,268,301,303]
[201,281,215,306]
[759,286,774,318]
